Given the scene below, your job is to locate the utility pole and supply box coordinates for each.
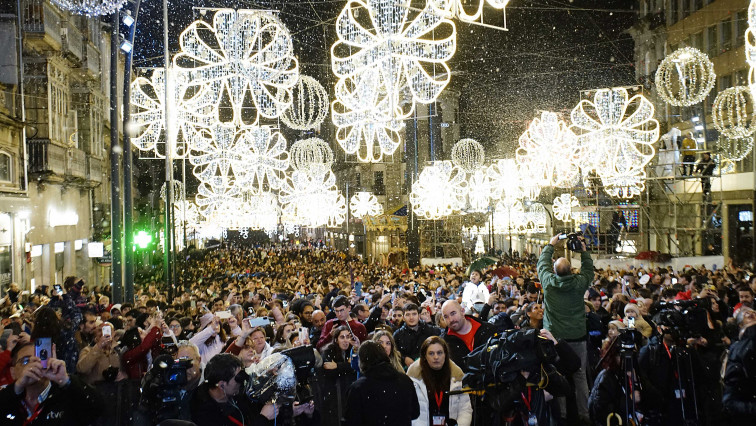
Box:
[109,13,123,302]
[162,0,174,301]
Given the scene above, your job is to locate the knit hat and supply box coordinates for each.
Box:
[624,303,641,317]
[608,320,626,330]
[199,312,214,330]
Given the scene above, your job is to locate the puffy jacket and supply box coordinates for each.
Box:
[406,359,473,426]
[441,316,497,372]
[0,377,103,425]
[537,245,593,340]
[393,321,441,363]
[723,325,756,425]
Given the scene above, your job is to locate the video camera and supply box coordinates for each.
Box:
[140,354,194,423]
[654,299,710,341]
[563,232,584,252]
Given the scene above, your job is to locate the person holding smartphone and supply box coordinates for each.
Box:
[76,323,122,386]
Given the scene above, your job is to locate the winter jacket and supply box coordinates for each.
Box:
[318,343,358,426]
[588,368,625,425]
[723,325,756,425]
[406,359,473,426]
[537,245,593,340]
[76,344,122,386]
[0,377,103,425]
[343,361,420,426]
[461,282,489,309]
[189,324,224,366]
[121,326,161,379]
[47,294,82,373]
[316,318,367,349]
[190,382,256,426]
[441,316,497,372]
[393,322,441,363]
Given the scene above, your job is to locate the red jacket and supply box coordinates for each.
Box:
[121,326,161,379]
[316,318,367,349]
[0,350,13,387]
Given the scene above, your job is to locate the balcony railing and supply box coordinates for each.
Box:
[28,139,66,177]
[66,148,87,180]
[87,156,103,184]
[61,21,83,64]
[22,0,62,49]
[84,43,100,78]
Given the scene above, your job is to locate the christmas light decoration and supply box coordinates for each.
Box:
[243,191,281,231]
[465,170,492,213]
[290,138,334,175]
[189,124,251,190]
[431,0,510,24]
[350,192,384,217]
[486,159,541,202]
[552,193,580,222]
[130,68,216,158]
[474,235,485,254]
[491,200,526,235]
[174,9,299,124]
[716,135,754,162]
[279,169,344,227]
[451,139,485,174]
[50,0,126,16]
[173,200,200,228]
[280,76,329,130]
[238,126,289,192]
[516,111,580,188]
[747,1,756,89]
[160,181,186,202]
[410,161,467,220]
[331,0,457,108]
[570,88,659,199]
[712,86,756,139]
[524,203,547,234]
[655,47,716,107]
[195,183,240,219]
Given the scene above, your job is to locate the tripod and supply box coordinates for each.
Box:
[670,343,700,425]
[619,344,641,426]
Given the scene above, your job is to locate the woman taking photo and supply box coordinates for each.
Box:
[407,336,472,426]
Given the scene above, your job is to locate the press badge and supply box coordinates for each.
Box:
[432,415,446,425]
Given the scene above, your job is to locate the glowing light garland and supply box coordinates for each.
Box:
[350,192,384,217]
[290,138,334,175]
[716,135,754,162]
[451,139,485,174]
[486,159,541,202]
[174,9,299,125]
[50,0,126,16]
[570,88,659,199]
[712,86,756,139]
[190,124,251,191]
[431,0,509,24]
[516,111,580,188]
[747,1,756,91]
[410,161,467,220]
[237,126,289,192]
[552,194,580,222]
[280,76,329,130]
[655,47,716,107]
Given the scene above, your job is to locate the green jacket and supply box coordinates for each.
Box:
[536,244,594,340]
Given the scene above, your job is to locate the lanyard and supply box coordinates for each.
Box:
[22,403,43,426]
[520,387,532,412]
[662,342,679,379]
[434,390,444,410]
[226,415,243,426]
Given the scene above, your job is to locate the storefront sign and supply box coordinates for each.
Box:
[49,209,78,227]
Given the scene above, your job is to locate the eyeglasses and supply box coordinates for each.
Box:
[169,324,181,329]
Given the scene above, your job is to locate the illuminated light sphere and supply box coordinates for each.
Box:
[290,138,334,175]
[50,0,126,16]
[350,192,384,217]
[451,139,485,174]
[655,47,716,107]
[716,135,754,162]
[410,161,467,220]
[516,111,580,188]
[712,86,756,139]
[237,126,289,192]
[331,0,457,108]
[431,0,510,23]
[747,1,756,77]
[465,170,492,213]
[174,9,299,125]
[281,76,329,130]
[552,194,581,222]
[570,88,659,198]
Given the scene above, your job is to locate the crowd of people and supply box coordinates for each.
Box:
[0,235,754,426]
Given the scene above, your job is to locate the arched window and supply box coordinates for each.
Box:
[0,152,12,183]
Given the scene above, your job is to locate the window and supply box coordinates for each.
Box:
[721,19,732,51]
[373,171,385,195]
[355,172,361,188]
[706,25,718,57]
[691,32,703,50]
[0,153,11,183]
[735,12,746,47]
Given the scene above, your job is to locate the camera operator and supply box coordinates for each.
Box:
[537,233,594,423]
[723,306,756,425]
[191,353,256,426]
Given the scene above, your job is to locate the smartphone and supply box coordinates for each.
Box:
[34,337,52,369]
[299,327,308,343]
[355,282,363,297]
[54,285,63,296]
[558,233,568,240]
[248,317,270,328]
[102,325,112,338]
[216,311,232,320]
[672,278,678,284]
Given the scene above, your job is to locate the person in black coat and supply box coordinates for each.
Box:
[393,303,441,368]
[440,301,498,372]
[723,307,756,425]
[317,326,358,426]
[343,341,420,426]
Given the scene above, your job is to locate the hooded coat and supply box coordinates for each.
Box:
[406,359,473,426]
[343,361,419,426]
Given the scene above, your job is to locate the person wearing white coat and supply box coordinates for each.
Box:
[407,336,473,426]
[461,270,489,311]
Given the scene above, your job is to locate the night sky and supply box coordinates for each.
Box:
[132,0,637,163]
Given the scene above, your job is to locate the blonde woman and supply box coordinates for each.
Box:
[373,330,404,373]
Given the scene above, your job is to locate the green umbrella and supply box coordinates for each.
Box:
[466,256,498,275]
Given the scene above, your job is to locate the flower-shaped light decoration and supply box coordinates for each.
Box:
[451,139,485,174]
[466,170,492,213]
[516,111,580,188]
[491,200,526,234]
[243,191,280,230]
[350,192,384,217]
[331,71,406,162]
[430,0,510,23]
[410,161,467,220]
[655,47,716,107]
[552,193,580,222]
[174,9,299,125]
[189,125,251,190]
[712,86,756,139]
[290,138,334,175]
[747,1,756,91]
[280,169,343,227]
[51,0,126,16]
[237,126,289,192]
[487,159,541,202]
[280,76,329,130]
[195,183,240,220]
[570,88,659,199]
[716,135,754,162]
[331,0,457,111]
[129,68,216,158]
[174,200,200,229]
